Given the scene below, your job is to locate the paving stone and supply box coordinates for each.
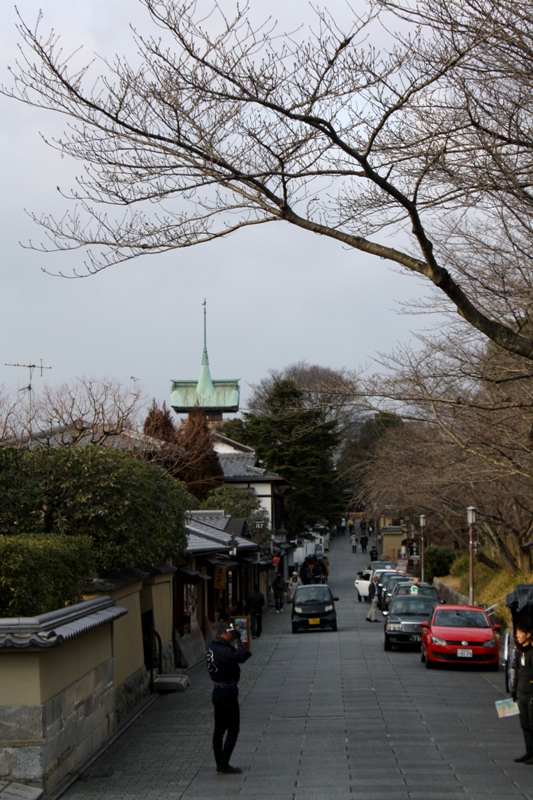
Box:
[57,535,529,800]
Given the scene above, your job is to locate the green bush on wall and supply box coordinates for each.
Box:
[0,534,94,617]
[0,446,189,574]
[424,545,457,584]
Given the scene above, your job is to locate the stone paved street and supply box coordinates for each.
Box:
[64,535,533,800]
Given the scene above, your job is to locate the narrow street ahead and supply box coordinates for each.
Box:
[65,535,531,800]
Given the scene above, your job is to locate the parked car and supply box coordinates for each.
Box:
[378,571,412,609]
[354,569,374,602]
[292,585,339,633]
[390,582,442,603]
[382,574,416,609]
[383,595,440,650]
[420,604,501,670]
[355,567,393,602]
[369,560,396,571]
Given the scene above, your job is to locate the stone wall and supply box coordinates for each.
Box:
[114,665,149,725]
[433,578,469,605]
[0,658,114,795]
[161,640,177,675]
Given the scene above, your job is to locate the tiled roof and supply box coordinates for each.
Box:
[0,596,127,649]
[185,513,257,553]
[218,453,282,481]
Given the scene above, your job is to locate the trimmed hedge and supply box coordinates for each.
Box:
[425,545,457,584]
[0,534,94,617]
[0,446,189,574]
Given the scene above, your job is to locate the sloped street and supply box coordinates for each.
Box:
[63,535,531,800]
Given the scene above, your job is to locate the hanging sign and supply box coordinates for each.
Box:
[214,566,226,590]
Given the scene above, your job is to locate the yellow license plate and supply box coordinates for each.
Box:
[309,618,320,625]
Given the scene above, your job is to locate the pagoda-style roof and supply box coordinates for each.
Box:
[170,303,240,413]
[171,378,240,411]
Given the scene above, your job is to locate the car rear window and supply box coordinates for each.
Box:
[390,598,438,615]
[434,609,490,628]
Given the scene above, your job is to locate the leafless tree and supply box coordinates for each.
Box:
[3,0,533,360]
[355,321,533,569]
[247,361,363,435]
[36,377,143,444]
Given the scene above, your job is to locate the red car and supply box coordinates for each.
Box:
[420,604,500,670]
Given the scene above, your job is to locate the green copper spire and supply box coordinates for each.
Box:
[170,300,240,418]
[196,299,215,399]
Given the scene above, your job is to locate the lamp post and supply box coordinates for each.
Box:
[419,515,426,583]
[228,536,239,558]
[467,506,476,606]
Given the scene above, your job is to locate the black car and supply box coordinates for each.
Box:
[390,582,441,603]
[292,585,339,633]
[383,595,439,650]
[378,572,412,609]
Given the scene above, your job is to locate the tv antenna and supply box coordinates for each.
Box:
[5,359,53,420]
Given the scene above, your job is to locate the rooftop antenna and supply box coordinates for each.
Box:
[5,359,53,422]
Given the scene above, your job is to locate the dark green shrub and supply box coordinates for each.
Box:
[0,446,188,573]
[0,534,94,616]
[425,545,457,584]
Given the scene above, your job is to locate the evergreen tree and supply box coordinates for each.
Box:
[143,399,177,441]
[243,379,343,535]
[175,408,223,501]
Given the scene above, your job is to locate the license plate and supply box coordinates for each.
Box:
[457,648,473,658]
[309,618,320,625]
[410,635,421,642]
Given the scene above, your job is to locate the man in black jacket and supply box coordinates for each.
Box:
[512,621,533,764]
[206,624,253,774]
[246,584,265,639]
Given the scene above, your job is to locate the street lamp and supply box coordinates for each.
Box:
[419,515,426,583]
[228,536,239,558]
[467,506,477,605]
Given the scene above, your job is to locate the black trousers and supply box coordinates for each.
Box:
[213,694,240,768]
[518,694,533,755]
[250,612,262,638]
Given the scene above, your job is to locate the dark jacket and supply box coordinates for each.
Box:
[206,635,252,696]
[368,580,377,601]
[272,575,286,597]
[246,590,265,615]
[513,643,533,699]
[299,563,312,584]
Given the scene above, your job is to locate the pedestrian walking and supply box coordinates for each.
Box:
[366,575,380,622]
[288,571,301,600]
[206,623,252,775]
[321,554,330,576]
[369,545,378,561]
[512,621,533,764]
[246,584,265,639]
[272,572,286,612]
[360,535,369,554]
[350,533,358,553]
[312,559,323,584]
[348,518,355,535]
[340,517,347,536]
[299,558,313,585]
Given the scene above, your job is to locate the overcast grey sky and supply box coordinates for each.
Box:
[0,0,431,414]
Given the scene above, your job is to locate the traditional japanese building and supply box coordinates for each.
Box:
[170,303,240,424]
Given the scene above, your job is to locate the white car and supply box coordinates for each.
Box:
[355,567,394,602]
